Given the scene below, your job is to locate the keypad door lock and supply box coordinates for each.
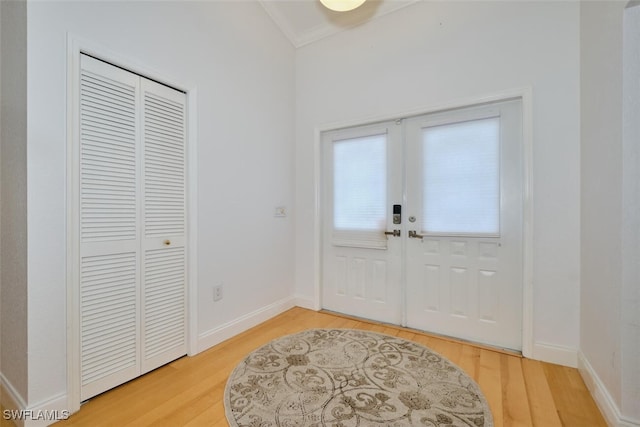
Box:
[393,204,401,224]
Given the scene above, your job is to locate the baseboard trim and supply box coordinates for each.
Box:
[197,296,297,353]
[578,351,640,427]
[23,394,69,427]
[292,295,316,311]
[621,416,640,427]
[1,374,70,427]
[532,341,578,367]
[1,373,26,427]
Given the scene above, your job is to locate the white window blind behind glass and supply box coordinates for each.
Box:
[422,117,500,235]
[332,134,388,248]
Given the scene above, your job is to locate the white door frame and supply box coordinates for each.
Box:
[313,88,534,358]
[65,34,199,413]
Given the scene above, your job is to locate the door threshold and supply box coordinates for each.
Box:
[320,309,523,357]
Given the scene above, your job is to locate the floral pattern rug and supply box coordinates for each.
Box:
[224,329,493,427]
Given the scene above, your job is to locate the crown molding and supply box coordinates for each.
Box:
[258,0,420,48]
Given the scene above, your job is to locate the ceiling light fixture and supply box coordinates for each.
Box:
[320,0,367,12]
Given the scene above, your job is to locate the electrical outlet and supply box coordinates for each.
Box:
[213,284,223,302]
[274,206,286,217]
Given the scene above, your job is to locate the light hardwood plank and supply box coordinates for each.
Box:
[0,406,16,427]
[479,349,504,426]
[521,358,562,427]
[396,330,417,341]
[51,307,607,427]
[543,362,608,426]
[501,355,532,426]
[458,343,481,381]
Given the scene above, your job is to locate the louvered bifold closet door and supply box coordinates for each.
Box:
[79,55,141,400]
[78,55,188,400]
[140,78,187,374]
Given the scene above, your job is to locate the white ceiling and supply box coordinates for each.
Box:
[258,0,420,47]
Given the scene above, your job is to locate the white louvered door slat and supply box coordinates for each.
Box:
[79,55,141,400]
[144,247,186,360]
[140,78,187,373]
[78,54,187,400]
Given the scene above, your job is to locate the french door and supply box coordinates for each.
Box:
[321,121,404,325]
[321,99,523,350]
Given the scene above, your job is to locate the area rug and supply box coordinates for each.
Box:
[224,329,493,427]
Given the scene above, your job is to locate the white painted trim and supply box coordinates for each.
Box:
[313,89,532,134]
[21,395,69,427]
[533,341,578,368]
[622,5,640,423]
[257,0,297,48]
[1,374,70,427]
[622,416,640,426]
[197,297,297,353]
[258,0,420,48]
[312,125,323,312]
[311,87,535,356]
[579,351,640,427]
[520,87,535,359]
[186,88,199,357]
[65,34,82,415]
[293,295,317,311]
[1,372,27,427]
[65,33,199,412]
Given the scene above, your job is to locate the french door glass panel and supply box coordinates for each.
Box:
[422,117,500,235]
[333,134,386,231]
[332,133,389,249]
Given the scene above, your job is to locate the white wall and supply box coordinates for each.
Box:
[1,0,29,405]
[0,0,2,402]
[579,0,625,422]
[622,6,640,420]
[0,0,2,406]
[295,1,581,364]
[580,2,640,425]
[26,0,295,409]
[580,0,624,413]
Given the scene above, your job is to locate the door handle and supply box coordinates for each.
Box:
[408,230,425,239]
[384,230,401,237]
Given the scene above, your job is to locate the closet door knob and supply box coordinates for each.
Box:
[164,240,171,246]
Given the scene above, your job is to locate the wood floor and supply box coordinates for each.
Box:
[45,307,605,427]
